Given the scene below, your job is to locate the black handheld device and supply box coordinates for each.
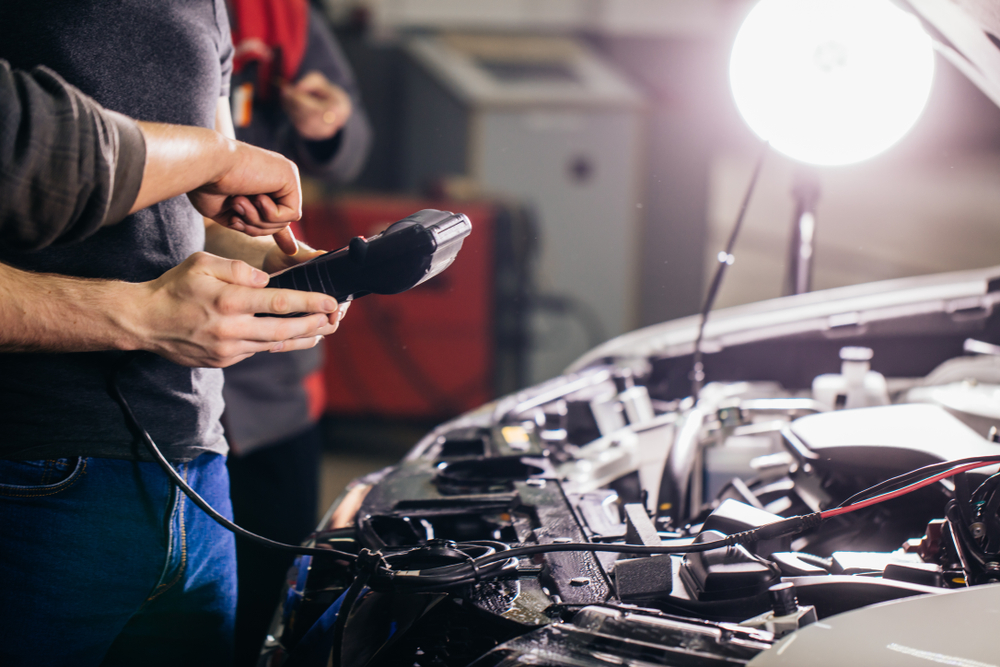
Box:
[267,209,472,303]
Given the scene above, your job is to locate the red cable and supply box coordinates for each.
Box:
[821,461,994,519]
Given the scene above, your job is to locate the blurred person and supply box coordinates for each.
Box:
[0,3,344,665]
[220,1,372,662]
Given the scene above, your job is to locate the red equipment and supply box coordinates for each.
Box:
[300,196,497,419]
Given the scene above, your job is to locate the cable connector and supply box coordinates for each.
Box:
[726,513,823,546]
[356,548,387,575]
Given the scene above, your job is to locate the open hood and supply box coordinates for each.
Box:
[901,0,1000,107]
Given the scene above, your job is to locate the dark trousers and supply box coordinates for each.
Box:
[227,424,322,667]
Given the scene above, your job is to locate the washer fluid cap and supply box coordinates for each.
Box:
[840,346,874,362]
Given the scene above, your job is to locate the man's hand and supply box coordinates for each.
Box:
[187,140,302,254]
[135,252,341,367]
[280,71,352,141]
[205,220,351,330]
[132,123,301,254]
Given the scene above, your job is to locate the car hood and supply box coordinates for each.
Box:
[570,264,1000,370]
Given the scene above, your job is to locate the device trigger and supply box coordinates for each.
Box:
[348,236,369,264]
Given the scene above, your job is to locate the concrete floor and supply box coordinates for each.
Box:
[318,449,398,518]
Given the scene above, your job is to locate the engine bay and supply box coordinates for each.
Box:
[260,324,1000,666]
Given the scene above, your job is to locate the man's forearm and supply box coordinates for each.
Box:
[129,122,236,215]
[0,252,342,366]
[0,262,143,353]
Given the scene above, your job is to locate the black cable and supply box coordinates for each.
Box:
[973,472,1000,505]
[372,541,515,591]
[329,549,382,667]
[373,514,824,592]
[107,353,358,562]
[691,142,769,396]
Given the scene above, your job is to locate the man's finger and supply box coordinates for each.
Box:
[229,285,337,317]
[254,194,281,221]
[290,319,340,338]
[274,227,298,255]
[236,196,267,229]
[270,335,324,354]
[232,313,332,342]
[191,252,268,288]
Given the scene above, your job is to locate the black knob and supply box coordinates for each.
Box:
[613,369,634,393]
[769,582,798,617]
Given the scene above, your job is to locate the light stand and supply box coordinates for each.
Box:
[785,169,820,295]
[728,0,935,302]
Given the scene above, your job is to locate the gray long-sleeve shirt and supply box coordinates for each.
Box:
[0,60,145,251]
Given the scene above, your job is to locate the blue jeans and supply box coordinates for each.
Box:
[0,454,236,666]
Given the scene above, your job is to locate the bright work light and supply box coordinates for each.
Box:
[730,0,935,166]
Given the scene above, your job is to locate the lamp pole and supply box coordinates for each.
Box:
[785,169,820,295]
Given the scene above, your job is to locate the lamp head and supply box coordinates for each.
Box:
[730,0,935,166]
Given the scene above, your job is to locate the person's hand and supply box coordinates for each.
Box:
[186,140,302,254]
[280,71,352,141]
[134,251,342,368]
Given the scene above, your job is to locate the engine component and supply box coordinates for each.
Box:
[811,346,889,410]
[702,499,790,556]
[830,551,924,575]
[613,555,673,602]
[680,530,781,603]
[881,561,944,588]
[739,582,817,638]
[471,605,772,667]
[623,503,661,546]
[783,404,998,474]
[907,380,1000,439]
[769,552,829,576]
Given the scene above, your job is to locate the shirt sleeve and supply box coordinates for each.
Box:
[0,61,146,251]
